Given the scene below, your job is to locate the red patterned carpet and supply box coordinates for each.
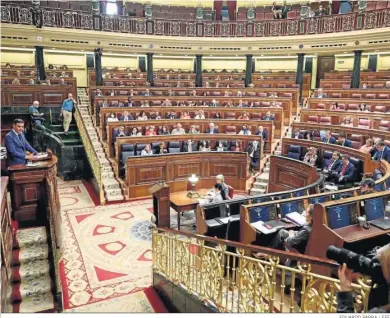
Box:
[58,180,166,312]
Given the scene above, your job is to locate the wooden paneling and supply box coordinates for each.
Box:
[313,88,390,100]
[324,71,390,80]
[2,85,75,107]
[126,152,249,198]
[268,156,320,193]
[308,98,390,112]
[320,79,389,89]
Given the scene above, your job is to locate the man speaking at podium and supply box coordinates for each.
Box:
[4,119,38,167]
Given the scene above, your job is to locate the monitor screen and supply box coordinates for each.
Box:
[364,198,385,221]
[327,204,353,229]
[279,201,301,218]
[309,196,328,204]
[204,207,221,220]
[249,205,275,223]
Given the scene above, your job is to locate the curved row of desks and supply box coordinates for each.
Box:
[109,119,272,157]
[308,98,390,113]
[89,87,300,114]
[313,88,389,100]
[94,97,292,127]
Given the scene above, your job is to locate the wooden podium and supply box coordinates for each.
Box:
[148,181,170,228]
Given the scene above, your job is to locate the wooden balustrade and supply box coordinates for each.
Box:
[307,98,390,112]
[324,71,390,80]
[320,79,390,89]
[313,88,390,100]
[125,151,249,198]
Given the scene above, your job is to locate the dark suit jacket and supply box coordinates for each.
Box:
[206,128,219,134]
[285,224,312,254]
[341,139,352,148]
[325,158,342,171]
[119,115,134,121]
[4,131,37,166]
[256,130,268,141]
[262,115,275,120]
[113,130,126,141]
[322,136,336,144]
[373,146,390,163]
[337,162,356,182]
[247,145,260,159]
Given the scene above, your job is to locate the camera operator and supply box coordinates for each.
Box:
[336,244,390,313]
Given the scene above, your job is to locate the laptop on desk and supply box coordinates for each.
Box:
[370,218,390,231]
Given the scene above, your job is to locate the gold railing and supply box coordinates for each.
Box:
[74,106,105,205]
[152,228,372,313]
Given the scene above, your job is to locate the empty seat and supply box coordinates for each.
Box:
[374,84,384,88]
[135,144,146,155]
[349,157,363,182]
[330,93,342,98]
[307,115,319,124]
[287,145,301,160]
[319,116,331,125]
[59,1,70,9]
[347,104,359,111]
[225,112,236,119]
[378,120,390,131]
[366,1,377,10]
[287,10,297,19]
[378,94,389,99]
[225,126,237,134]
[321,150,333,169]
[168,141,182,153]
[350,134,363,149]
[374,105,386,113]
[316,104,326,110]
[365,93,376,99]
[358,118,371,129]
[277,84,286,88]
[257,92,267,97]
[264,12,274,20]
[323,84,332,89]
[237,12,247,20]
[341,84,350,89]
[351,93,362,98]
[255,12,265,21]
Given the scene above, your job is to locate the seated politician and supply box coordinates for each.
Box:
[324,151,342,175]
[373,140,390,163]
[322,131,336,144]
[337,134,352,148]
[206,123,219,134]
[327,154,356,185]
[4,119,38,167]
[29,100,45,128]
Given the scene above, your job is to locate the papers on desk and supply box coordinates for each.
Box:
[325,184,338,191]
[26,162,39,167]
[285,212,306,227]
[205,214,240,228]
[251,221,283,235]
[35,153,48,159]
[197,198,210,206]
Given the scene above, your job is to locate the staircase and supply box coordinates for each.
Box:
[6,226,55,313]
[76,88,125,202]
[249,111,301,196]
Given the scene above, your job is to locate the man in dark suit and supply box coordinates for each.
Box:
[113,126,127,142]
[262,111,275,120]
[373,140,390,163]
[324,151,342,176]
[329,155,356,185]
[256,126,268,150]
[269,205,313,254]
[4,119,38,167]
[206,123,219,134]
[247,140,261,173]
[315,88,328,98]
[338,134,352,148]
[322,131,336,144]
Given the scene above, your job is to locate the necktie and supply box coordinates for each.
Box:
[18,134,23,142]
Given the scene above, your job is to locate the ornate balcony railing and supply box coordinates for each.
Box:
[152,227,372,313]
[1,4,390,37]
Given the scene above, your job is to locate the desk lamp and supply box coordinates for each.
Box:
[187,174,200,198]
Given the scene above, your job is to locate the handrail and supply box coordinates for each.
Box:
[1,4,389,38]
[152,226,372,313]
[74,106,106,205]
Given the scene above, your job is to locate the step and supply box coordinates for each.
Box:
[9,274,52,301]
[104,188,123,197]
[106,194,125,202]
[102,172,115,178]
[62,139,83,146]
[11,259,50,283]
[266,161,270,168]
[15,227,47,250]
[250,188,266,195]
[12,244,49,266]
[103,179,121,189]
[253,181,268,189]
[274,150,282,156]
[9,292,54,313]
[263,167,270,173]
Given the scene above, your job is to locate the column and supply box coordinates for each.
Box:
[94,48,103,86]
[35,46,46,81]
[245,54,253,87]
[296,53,305,103]
[146,53,154,86]
[195,54,202,87]
[351,50,362,88]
